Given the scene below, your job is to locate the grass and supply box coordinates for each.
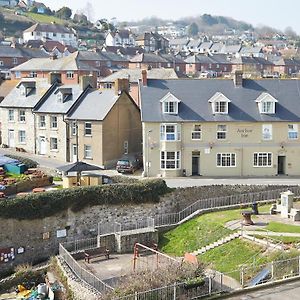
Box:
[252,234,300,244]
[25,12,68,25]
[266,222,300,234]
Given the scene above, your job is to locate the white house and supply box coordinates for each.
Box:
[105,30,135,47]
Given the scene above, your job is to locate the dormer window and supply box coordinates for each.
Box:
[55,88,72,103]
[57,92,63,102]
[255,93,278,114]
[20,85,26,96]
[18,81,36,97]
[208,92,231,114]
[160,92,181,115]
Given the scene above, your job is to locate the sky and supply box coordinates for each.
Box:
[46,0,300,33]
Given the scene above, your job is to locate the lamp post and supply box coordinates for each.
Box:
[147,129,152,177]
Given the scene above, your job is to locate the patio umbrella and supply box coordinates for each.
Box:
[57,161,104,185]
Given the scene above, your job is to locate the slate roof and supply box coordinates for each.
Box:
[0,45,48,58]
[101,51,129,62]
[100,68,178,83]
[130,53,168,63]
[240,46,263,55]
[210,42,224,52]
[209,54,230,64]
[185,54,216,64]
[169,38,189,47]
[187,39,202,48]
[67,89,119,121]
[33,84,84,114]
[220,44,242,54]
[24,23,73,34]
[140,79,300,123]
[0,78,51,108]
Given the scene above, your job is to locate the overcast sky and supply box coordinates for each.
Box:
[46,0,300,33]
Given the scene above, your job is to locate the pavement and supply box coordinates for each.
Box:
[227,280,300,299]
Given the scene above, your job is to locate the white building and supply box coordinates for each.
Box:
[23,23,77,47]
[105,30,135,47]
[0,0,17,6]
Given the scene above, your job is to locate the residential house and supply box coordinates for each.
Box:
[185,39,202,53]
[169,38,190,52]
[270,57,300,76]
[140,72,300,177]
[105,30,135,47]
[135,32,169,53]
[185,54,217,76]
[102,46,144,59]
[23,23,77,47]
[209,42,224,54]
[159,54,186,74]
[208,54,232,75]
[66,79,142,167]
[0,0,17,7]
[10,52,98,84]
[239,46,264,58]
[99,68,178,106]
[129,53,169,70]
[220,44,242,56]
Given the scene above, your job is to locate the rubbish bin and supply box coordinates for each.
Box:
[252,202,259,215]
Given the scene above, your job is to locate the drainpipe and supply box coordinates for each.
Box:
[32,110,37,154]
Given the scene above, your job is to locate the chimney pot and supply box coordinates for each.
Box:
[233,70,243,87]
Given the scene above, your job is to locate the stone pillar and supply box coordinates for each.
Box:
[280,190,294,218]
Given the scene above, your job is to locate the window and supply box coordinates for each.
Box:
[84,122,92,136]
[29,71,37,78]
[71,122,77,135]
[254,152,272,167]
[288,124,298,139]
[0,61,3,66]
[20,85,26,96]
[50,116,58,129]
[216,153,236,167]
[96,61,100,67]
[19,110,26,122]
[39,115,46,128]
[15,71,21,79]
[262,124,272,140]
[217,124,227,140]
[66,71,74,79]
[84,145,92,159]
[104,83,112,89]
[13,58,18,65]
[124,141,128,154]
[214,101,228,114]
[163,101,177,114]
[261,101,274,114]
[8,109,14,122]
[191,125,202,140]
[53,33,57,37]
[18,130,26,144]
[57,92,63,102]
[160,151,180,169]
[160,124,181,141]
[50,137,58,150]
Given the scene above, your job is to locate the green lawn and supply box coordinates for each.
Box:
[253,234,300,244]
[25,12,68,25]
[266,222,300,233]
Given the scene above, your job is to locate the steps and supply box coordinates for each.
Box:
[192,232,241,256]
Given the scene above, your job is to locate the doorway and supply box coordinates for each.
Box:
[8,130,15,148]
[39,136,46,155]
[277,156,286,175]
[192,151,200,175]
[72,144,78,162]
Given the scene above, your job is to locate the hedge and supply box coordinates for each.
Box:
[0,179,169,220]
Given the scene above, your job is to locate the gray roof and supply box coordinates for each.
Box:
[240,46,263,55]
[11,52,96,72]
[210,42,224,52]
[0,46,48,58]
[33,84,83,114]
[101,51,129,62]
[187,39,202,48]
[220,44,242,54]
[24,23,73,34]
[185,54,216,64]
[130,53,168,63]
[209,54,230,64]
[100,68,178,83]
[140,79,300,123]
[67,89,119,121]
[169,38,189,47]
[0,78,51,108]
[199,42,213,50]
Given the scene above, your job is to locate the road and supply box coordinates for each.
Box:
[228,280,300,299]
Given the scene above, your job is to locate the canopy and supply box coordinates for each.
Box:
[57,161,103,174]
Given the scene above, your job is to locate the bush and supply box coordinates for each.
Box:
[4,155,38,168]
[0,179,169,220]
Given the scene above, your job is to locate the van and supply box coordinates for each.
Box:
[116,155,142,174]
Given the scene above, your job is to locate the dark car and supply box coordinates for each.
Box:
[116,154,142,174]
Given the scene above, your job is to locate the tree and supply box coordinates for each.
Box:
[284,26,297,38]
[55,6,72,20]
[188,22,199,36]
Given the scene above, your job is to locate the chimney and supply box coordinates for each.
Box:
[50,53,58,60]
[114,78,129,95]
[141,69,147,86]
[233,70,243,87]
[80,75,97,90]
[48,72,61,85]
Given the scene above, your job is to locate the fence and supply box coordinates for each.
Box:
[63,237,98,252]
[59,243,113,295]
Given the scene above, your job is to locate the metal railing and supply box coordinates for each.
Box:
[59,243,113,295]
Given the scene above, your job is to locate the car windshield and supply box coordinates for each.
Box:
[118,160,130,166]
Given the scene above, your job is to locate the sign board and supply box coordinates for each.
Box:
[56,229,67,238]
[0,248,15,263]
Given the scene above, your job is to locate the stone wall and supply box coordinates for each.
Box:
[0,184,293,277]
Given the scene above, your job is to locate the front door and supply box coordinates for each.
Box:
[8,130,15,148]
[72,144,78,162]
[39,136,46,155]
[277,156,286,175]
[192,156,200,175]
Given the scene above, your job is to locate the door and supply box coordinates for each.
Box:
[8,130,15,148]
[39,136,46,155]
[192,156,200,175]
[277,156,286,175]
[72,144,78,162]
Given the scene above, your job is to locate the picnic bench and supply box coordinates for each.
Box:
[84,247,110,263]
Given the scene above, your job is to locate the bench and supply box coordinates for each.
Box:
[84,247,110,263]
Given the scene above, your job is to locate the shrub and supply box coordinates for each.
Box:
[4,155,38,168]
[0,179,169,220]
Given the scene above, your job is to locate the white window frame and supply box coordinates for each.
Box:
[18,110,26,123]
[163,101,178,114]
[39,115,46,128]
[160,151,181,170]
[216,124,227,140]
[66,71,74,79]
[160,124,181,141]
[253,152,273,167]
[261,101,275,114]
[13,57,18,65]
[29,71,37,78]
[8,109,14,122]
[214,101,228,114]
[262,124,272,140]
[50,116,58,129]
[216,153,236,167]
[84,122,92,136]
[18,130,26,144]
[71,122,77,136]
[288,124,298,140]
[191,124,202,140]
[50,137,58,151]
[84,145,92,159]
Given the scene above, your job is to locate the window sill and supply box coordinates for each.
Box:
[50,149,59,152]
[19,142,26,145]
[51,128,58,131]
[84,135,92,137]
[39,127,46,130]
[84,157,93,160]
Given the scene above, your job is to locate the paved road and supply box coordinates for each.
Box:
[228,280,300,299]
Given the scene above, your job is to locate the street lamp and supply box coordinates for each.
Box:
[147,129,152,177]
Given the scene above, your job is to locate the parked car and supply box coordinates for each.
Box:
[116,154,142,174]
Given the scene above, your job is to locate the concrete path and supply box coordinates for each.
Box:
[243,231,300,237]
